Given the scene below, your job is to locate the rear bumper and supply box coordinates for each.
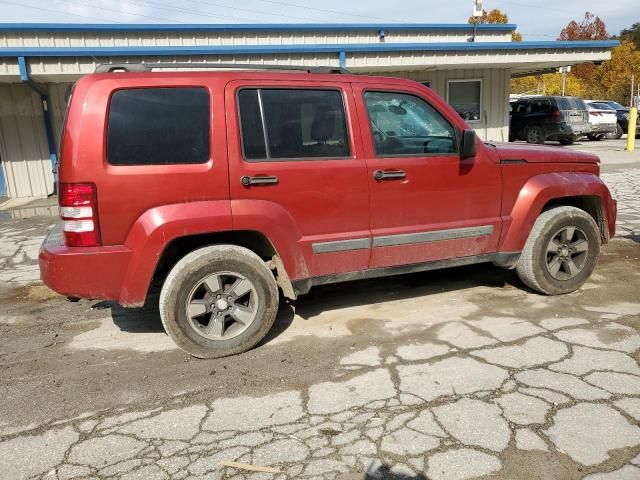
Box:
[39,224,133,302]
[545,122,589,139]
[589,123,617,134]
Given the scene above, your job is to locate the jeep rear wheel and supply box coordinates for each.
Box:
[525,126,544,144]
[160,245,279,358]
[516,206,600,295]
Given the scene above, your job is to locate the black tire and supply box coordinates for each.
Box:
[159,245,279,358]
[613,123,624,139]
[559,136,576,145]
[525,125,545,144]
[516,206,600,295]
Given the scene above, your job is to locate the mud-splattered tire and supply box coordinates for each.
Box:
[516,206,601,295]
[159,245,279,358]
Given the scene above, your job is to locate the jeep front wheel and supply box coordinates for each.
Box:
[515,206,600,295]
[159,245,279,358]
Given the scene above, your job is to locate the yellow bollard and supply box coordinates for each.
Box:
[626,107,637,152]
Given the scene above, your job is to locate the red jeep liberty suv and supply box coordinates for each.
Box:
[40,64,617,358]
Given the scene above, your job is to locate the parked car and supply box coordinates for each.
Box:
[584,101,617,140]
[587,100,640,139]
[40,64,617,358]
[509,96,590,145]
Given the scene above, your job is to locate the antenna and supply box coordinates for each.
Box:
[470,0,483,42]
[473,0,483,18]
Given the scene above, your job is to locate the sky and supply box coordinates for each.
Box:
[0,0,637,40]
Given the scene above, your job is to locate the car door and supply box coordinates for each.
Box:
[510,100,530,139]
[352,82,502,269]
[226,79,370,280]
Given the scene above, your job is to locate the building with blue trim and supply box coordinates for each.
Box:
[0,23,617,199]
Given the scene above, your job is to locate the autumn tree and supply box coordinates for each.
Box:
[591,40,640,104]
[558,12,610,84]
[467,8,522,41]
[559,12,609,41]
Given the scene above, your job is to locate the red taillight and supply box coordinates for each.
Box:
[59,183,101,247]
[551,109,561,122]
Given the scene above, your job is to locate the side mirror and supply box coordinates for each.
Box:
[460,129,477,159]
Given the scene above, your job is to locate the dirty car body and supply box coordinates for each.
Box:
[40,67,617,357]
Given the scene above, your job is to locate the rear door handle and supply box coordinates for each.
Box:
[240,175,279,187]
[373,170,406,181]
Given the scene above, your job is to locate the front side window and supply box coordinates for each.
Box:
[364,91,457,156]
[107,87,210,166]
[447,80,482,122]
[238,88,350,161]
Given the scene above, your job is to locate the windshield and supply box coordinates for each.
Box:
[607,101,626,110]
[589,102,615,110]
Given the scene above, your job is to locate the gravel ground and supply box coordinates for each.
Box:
[0,160,638,480]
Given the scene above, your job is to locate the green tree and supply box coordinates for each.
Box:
[467,8,522,41]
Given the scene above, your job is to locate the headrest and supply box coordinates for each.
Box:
[311,105,337,142]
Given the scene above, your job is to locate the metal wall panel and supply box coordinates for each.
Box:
[0,30,511,48]
[0,84,54,198]
[46,83,71,151]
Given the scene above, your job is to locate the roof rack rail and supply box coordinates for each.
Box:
[94,62,349,74]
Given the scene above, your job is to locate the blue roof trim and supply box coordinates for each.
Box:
[0,22,517,32]
[0,41,619,58]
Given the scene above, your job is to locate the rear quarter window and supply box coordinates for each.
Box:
[556,97,586,111]
[107,87,210,166]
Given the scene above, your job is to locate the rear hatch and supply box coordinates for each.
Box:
[557,97,589,125]
[588,108,617,126]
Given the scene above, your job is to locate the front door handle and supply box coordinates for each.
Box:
[373,170,406,181]
[240,175,279,187]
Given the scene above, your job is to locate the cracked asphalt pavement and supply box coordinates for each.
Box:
[0,162,639,480]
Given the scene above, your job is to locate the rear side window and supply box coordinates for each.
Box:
[237,88,350,161]
[530,99,551,113]
[556,97,586,111]
[107,88,210,165]
[515,101,529,114]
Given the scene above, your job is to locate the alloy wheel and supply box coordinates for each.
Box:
[545,226,589,281]
[185,271,259,340]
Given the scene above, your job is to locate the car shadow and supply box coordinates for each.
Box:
[96,263,521,346]
[338,465,428,480]
[292,263,518,321]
